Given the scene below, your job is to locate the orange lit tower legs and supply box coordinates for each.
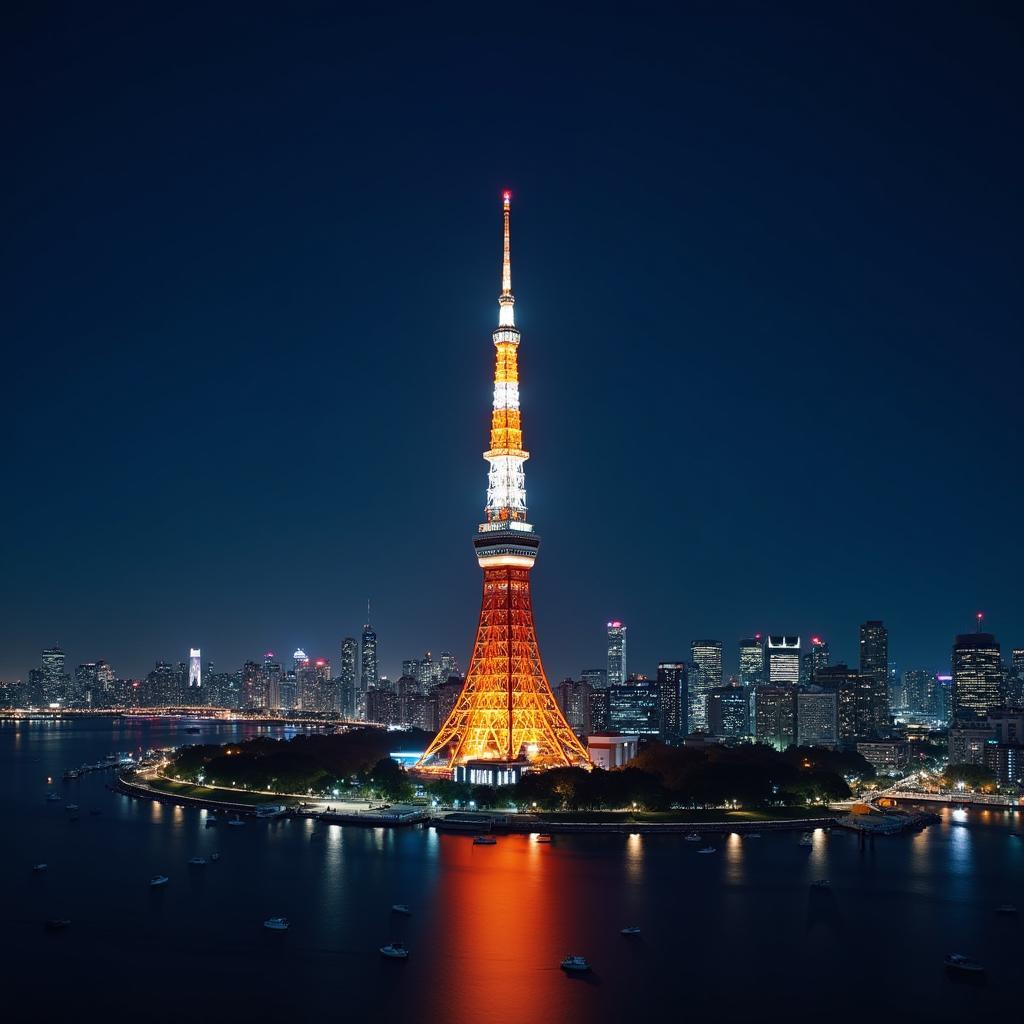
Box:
[417,193,589,770]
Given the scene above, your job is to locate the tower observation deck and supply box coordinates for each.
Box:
[416,193,589,770]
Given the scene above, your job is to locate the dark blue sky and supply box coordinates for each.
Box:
[3,3,1021,682]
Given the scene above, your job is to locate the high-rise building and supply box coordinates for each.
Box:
[816,663,873,742]
[902,669,934,715]
[339,637,358,718]
[360,621,378,718]
[146,661,179,706]
[859,620,890,732]
[262,653,282,710]
[738,636,764,687]
[416,194,588,769]
[242,660,263,708]
[766,636,800,685]
[689,641,723,733]
[707,685,748,739]
[581,668,608,691]
[188,647,201,695]
[40,646,68,705]
[809,635,830,678]
[657,662,687,739]
[555,679,593,738]
[74,663,97,706]
[438,651,459,682]
[607,622,627,687]
[609,680,660,735]
[797,687,839,749]
[952,631,1003,720]
[589,688,610,732]
[754,686,796,751]
[1008,649,1024,707]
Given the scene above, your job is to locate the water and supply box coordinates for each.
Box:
[4,718,1023,1022]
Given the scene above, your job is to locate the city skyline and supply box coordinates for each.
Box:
[4,7,1022,684]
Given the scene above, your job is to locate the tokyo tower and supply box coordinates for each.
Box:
[416,193,589,770]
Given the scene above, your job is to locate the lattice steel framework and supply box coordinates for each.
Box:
[417,193,589,770]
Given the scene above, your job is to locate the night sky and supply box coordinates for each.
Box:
[3,3,1022,683]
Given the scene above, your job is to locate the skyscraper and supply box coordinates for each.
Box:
[738,636,764,686]
[415,193,588,769]
[657,661,687,738]
[360,619,378,718]
[859,620,890,731]
[754,687,796,751]
[797,687,839,748]
[339,637,357,718]
[766,636,800,685]
[40,646,67,705]
[952,631,1002,720]
[607,622,627,687]
[689,640,723,732]
[555,678,593,738]
[707,685,749,738]
[188,648,201,695]
[262,652,282,710]
[609,679,660,735]
[581,668,607,690]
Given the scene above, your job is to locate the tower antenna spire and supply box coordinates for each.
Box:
[499,190,515,327]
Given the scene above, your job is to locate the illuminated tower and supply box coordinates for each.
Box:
[417,193,588,769]
[188,648,201,692]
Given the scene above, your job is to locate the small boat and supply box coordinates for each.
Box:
[150,875,169,887]
[944,953,984,975]
[995,904,1018,915]
[745,833,761,839]
[210,852,221,862]
[560,955,590,973]
[46,793,61,802]
[697,846,716,855]
[684,833,702,842]
[536,834,553,843]
[811,879,831,889]
[44,919,71,931]
[65,804,79,812]
[32,863,48,873]
[620,926,641,936]
[264,917,290,931]
[380,942,409,959]
[227,817,246,827]
[473,835,497,845]
[391,904,411,915]
[799,832,814,847]
[188,857,207,866]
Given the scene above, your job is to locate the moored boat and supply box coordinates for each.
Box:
[264,917,290,931]
[473,835,497,845]
[150,874,169,887]
[620,926,641,936]
[380,942,409,959]
[391,904,411,915]
[944,953,984,975]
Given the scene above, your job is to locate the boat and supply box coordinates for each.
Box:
[188,857,207,866]
[150,875,169,887]
[799,832,814,846]
[811,879,831,889]
[944,953,985,975]
[227,817,246,827]
[380,942,409,959]
[32,863,48,872]
[65,804,79,812]
[746,833,761,839]
[697,846,716,855]
[684,833,702,842]
[536,834,553,843]
[620,926,641,936]
[391,904,411,915]
[44,919,71,931]
[46,793,61,802]
[560,955,590,973]
[210,852,221,862]
[995,904,1018,915]
[473,835,497,845]
[264,917,290,931]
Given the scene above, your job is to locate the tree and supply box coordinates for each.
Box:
[369,757,414,802]
[941,763,997,791]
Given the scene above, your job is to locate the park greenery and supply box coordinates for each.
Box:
[167,732,868,812]
[939,762,997,792]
